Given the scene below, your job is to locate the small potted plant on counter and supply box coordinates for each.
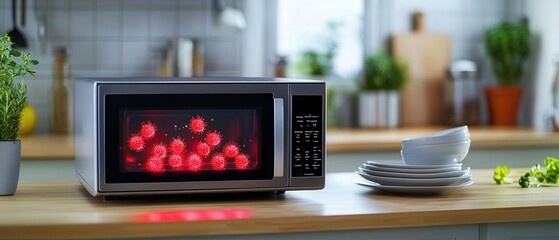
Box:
[358,50,407,128]
[0,34,38,195]
[484,20,531,126]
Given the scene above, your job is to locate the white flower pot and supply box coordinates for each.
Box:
[0,141,20,196]
[358,92,379,128]
[387,91,400,128]
[377,91,388,128]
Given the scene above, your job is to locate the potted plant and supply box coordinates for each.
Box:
[484,21,530,126]
[358,50,407,128]
[0,34,38,195]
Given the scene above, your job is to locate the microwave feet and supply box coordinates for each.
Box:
[273,190,285,195]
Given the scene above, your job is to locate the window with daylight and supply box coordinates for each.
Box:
[276,0,364,80]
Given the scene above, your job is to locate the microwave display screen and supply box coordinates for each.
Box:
[122,109,260,174]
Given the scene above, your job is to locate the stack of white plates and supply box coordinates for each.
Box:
[354,160,473,194]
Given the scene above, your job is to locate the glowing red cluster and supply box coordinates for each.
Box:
[168,154,183,170]
[147,156,165,173]
[210,154,226,170]
[205,131,222,147]
[140,121,157,139]
[223,143,240,158]
[195,142,211,157]
[186,154,203,171]
[126,115,252,174]
[169,137,186,154]
[127,134,145,152]
[189,116,206,134]
[234,154,250,169]
[151,143,168,158]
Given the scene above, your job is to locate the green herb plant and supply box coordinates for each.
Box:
[493,156,559,188]
[361,50,407,91]
[0,34,39,141]
[484,21,531,86]
[292,21,339,78]
[296,50,335,77]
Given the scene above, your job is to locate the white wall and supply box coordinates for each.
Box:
[0,0,244,133]
[525,0,559,131]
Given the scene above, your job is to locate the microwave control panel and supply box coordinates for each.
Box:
[291,95,323,177]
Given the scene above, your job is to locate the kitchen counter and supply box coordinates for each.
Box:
[20,127,559,159]
[2,169,559,239]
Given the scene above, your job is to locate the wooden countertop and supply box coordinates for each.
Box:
[2,169,559,239]
[20,127,559,159]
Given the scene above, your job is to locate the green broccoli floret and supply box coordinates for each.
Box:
[493,165,512,184]
[519,173,531,188]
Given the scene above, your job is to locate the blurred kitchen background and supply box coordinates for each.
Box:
[1,0,558,134]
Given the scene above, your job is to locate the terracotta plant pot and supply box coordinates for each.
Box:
[485,86,523,126]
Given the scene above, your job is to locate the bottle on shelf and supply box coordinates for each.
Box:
[50,46,71,134]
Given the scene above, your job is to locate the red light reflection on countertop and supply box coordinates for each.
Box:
[135,209,253,222]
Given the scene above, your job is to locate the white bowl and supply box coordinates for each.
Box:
[402,126,469,146]
[418,126,469,138]
[402,133,470,147]
[401,140,471,165]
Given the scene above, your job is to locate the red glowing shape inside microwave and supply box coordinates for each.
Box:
[151,143,168,158]
[122,109,259,174]
[147,156,165,173]
[186,154,203,171]
[169,137,186,154]
[195,142,211,157]
[140,121,157,139]
[189,115,206,134]
[127,134,145,152]
[210,153,226,170]
[168,154,183,170]
[205,131,222,147]
[223,143,240,158]
[234,154,250,169]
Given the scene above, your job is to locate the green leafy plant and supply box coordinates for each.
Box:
[493,156,559,188]
[291,21,339,78]
[484,21,531,86]
[361,50,408,91]
[295,49,335,77]
[0,34,39,141]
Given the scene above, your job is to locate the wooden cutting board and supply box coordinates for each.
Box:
[391,12,451,126]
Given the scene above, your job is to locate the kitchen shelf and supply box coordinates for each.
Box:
[327,126,559,153]
[21,134,74,160]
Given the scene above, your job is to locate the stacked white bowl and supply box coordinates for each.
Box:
[401,126,471,166]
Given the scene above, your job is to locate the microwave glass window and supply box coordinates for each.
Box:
[122,109,260,174]
[104,93,274,183]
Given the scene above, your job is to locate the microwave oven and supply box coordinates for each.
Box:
[74,77,325,196]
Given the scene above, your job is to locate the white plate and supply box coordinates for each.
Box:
[362,163,462,174]
[353,177,474,195]
[365,160,462,169]
[358,166,470,179]
[356,170,472,186]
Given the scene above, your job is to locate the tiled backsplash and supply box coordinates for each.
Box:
[0,0,522,134]
[0,0,243,133]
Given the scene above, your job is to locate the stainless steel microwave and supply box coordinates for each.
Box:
[74,77,325,197]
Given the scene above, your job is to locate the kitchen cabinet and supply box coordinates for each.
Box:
[484,221,559,240]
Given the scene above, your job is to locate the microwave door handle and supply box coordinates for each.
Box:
[274,98,284,177]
